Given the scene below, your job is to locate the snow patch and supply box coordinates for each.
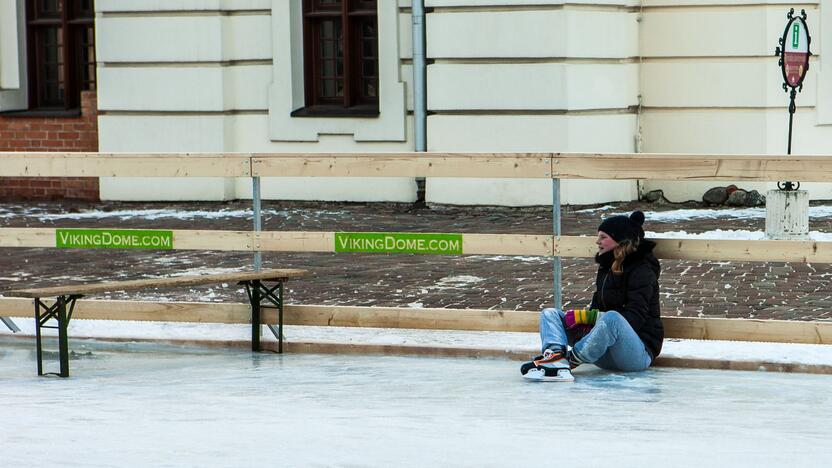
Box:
[573,205,616,214]
[467,255,549,264]
[0,207,348,221]
[648,229,832,241]
[168,266,249,277]
[613,205,832,223]
[426,275,485,291]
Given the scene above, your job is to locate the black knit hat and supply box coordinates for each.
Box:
[598,211,646,243]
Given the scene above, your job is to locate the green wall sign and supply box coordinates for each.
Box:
[335,232,463,255]
[56,229,174,250]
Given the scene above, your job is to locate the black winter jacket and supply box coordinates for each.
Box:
[588,240,664,359]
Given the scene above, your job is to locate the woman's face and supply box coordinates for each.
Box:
[596,231,618,254]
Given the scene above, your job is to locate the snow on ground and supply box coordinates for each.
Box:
[606,205,832,222]
[466,255,550,263]
[0,272,33,283]
[572,204,616,213]
[424,275,484,291]
[0,206,347,221]
[7,203,832,241]
[647,229,832,241]
[575,205,801,221]
[5,204,832,223]
[7,204,832,241]
[641,207,766,221]
[167,266,249,277]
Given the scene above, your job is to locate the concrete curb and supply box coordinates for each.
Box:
[653,356,832,375]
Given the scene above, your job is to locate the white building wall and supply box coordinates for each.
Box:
[94,0,642,205]
[0,0,27,111]
[639,0,832,202]
[8,0,829,205]
[423,1,640,206]
[0,0,19,89]
[96,0,416,202]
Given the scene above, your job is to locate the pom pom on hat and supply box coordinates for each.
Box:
[598,210,645,243]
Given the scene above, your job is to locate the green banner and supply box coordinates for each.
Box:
[335,232,463,255]
[56,229,174,250]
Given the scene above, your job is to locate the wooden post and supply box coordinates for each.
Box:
[766,190,809,239]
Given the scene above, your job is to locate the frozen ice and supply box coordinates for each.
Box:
[2,337,831,467]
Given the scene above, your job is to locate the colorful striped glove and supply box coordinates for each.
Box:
[564,308,604,329]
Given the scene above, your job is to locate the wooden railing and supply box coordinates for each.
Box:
[4,228,832,263]
[5,152,832,181]
[1,152,831,344]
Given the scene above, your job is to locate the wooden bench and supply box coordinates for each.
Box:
[6,268,307,377]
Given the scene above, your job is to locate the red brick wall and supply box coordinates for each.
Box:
[0,91,100,200]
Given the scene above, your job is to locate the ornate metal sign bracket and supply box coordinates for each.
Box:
[774,8,811,191]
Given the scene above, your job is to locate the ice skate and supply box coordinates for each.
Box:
[520,349,575,383]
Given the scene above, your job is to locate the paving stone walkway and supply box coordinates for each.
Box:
[2,199,832,322]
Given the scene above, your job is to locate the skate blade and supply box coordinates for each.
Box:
[522,369,574,383]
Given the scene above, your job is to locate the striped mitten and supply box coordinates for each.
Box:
[564,308,604,329]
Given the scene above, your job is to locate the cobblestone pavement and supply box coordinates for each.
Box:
[2,199,832,322]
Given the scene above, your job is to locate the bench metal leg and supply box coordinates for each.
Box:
[1,317,20,333]
[35,300,44,376]
[58,299,70,377]
[242,280,285,353]
[277,282,284,353]
[250,282,261,352]
[34,295,81,378]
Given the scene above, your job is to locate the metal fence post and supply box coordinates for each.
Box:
[552,178,562,310]
[252,176,262,272]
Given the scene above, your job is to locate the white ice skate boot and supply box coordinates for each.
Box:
[520,349,575,383]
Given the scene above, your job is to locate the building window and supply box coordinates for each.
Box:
[25,0,96,111]
[295,0,378,117]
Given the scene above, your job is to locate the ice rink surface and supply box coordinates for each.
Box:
[2,338,831,467]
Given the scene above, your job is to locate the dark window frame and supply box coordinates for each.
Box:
[25,0,96,111]
[294,0,379,118]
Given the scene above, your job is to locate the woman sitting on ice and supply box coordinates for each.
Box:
[521,210,664,382]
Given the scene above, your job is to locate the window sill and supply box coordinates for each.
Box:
[0,108,81,118]
[290,105,379,118]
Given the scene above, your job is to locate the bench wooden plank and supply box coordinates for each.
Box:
[5,269,307,298]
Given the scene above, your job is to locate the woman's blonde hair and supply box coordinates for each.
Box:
[611,238,639,274]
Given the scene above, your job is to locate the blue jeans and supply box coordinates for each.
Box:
[539,308,653,372]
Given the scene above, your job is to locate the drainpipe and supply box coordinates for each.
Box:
[412,0,427,204]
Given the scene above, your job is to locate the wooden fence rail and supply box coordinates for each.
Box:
[4,152,832,181]
[4,228,832,263]
[551,153,832,182]
[1,298,830,345]
[0,153,252,177]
